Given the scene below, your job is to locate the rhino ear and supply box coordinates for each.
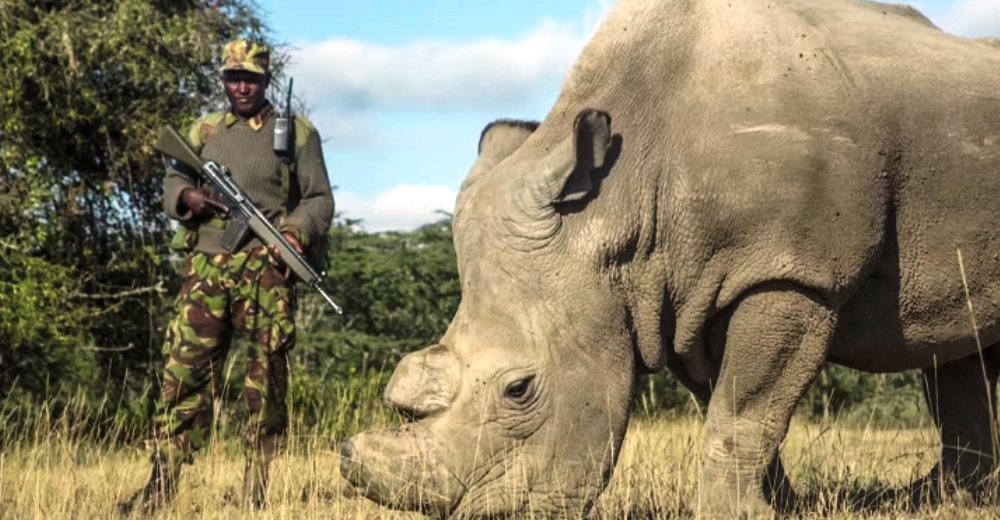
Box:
[477,119,540,164]
[461,119,540,193]
[539,108,612,204]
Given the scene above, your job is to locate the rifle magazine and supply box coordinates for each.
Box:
[220,216,250,252]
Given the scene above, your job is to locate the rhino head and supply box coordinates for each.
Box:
[340,108,648,518]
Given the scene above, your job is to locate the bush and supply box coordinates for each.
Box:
[799,366,928,428]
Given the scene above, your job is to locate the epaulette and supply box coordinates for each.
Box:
[293,115,318,148]
[186,111,230,152]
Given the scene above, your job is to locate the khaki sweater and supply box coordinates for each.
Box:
[162,108,334,255]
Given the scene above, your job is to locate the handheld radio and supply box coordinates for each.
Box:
[273,78,295,163]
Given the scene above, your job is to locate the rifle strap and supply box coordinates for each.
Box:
[279,159,294,218]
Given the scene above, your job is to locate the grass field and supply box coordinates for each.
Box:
[4,410,1000,520]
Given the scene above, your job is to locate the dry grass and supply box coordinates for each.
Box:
[3,413,1000,520]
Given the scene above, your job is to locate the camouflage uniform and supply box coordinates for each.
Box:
[154,245,296,465]
[120,39,331,516]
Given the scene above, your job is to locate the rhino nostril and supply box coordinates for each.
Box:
[395,407,423,422]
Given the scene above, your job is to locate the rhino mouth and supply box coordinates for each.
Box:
[339,424,465,518]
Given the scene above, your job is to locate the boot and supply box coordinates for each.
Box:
[241,434,278,510]
[117,455,180,517]
[241,458,270,510]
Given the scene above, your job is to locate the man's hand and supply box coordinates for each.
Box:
[181,187,228,217]
[270,231,304,281]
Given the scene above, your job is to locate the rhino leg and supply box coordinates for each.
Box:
[910,347,1000,508]
[700,283,834,519]
[678,364,799,514]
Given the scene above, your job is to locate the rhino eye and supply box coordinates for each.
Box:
[505,376,534,401]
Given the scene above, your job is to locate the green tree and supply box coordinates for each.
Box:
[0,0,288,408]
[799,365,927,427]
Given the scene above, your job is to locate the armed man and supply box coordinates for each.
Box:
[118,39,335,515]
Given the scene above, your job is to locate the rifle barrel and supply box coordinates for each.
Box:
[155,126,205,172]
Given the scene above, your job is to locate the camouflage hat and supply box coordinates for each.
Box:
[220,39,270,75]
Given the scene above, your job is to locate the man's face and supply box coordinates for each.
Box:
[223,70,269,118]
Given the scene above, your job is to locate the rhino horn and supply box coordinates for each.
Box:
[384,344,461,419]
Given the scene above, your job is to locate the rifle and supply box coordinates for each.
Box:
[155,125,343,314]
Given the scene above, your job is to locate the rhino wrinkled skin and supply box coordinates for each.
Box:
[340,0,1000,517]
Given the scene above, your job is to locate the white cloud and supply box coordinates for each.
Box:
[932,0,1000,37]
[288,20,585,114]
[335,184,458,232]
[286,0,616,117]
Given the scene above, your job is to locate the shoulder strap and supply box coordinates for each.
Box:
[279,160,295,217]
[278,116,315,216]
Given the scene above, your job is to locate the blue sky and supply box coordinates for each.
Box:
[255,0,998,231]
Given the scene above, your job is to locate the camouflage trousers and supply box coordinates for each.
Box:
[151,246,297,467]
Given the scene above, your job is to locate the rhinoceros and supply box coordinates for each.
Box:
[340,0,1000,517]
